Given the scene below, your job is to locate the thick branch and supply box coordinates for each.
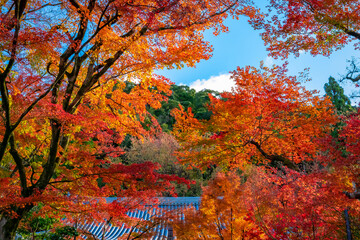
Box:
[16,0,28,20]
[35,120,62,190]
[0,0,27,163]
[344,191,360,200]
[63,41,103,112]
[249,140,298,170]
[9,135,29,197]
[344,29,360,41]
[342,59,360,83]
[62,55,84,111]
[344,74,360,83]
[66,24,148,113]
[73,0,96,43]
[53,0,96,103]
[314,11,360,41]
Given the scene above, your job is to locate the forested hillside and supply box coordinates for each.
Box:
[149,84,219,131]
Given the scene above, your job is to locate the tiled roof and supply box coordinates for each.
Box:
[77,197,200,240]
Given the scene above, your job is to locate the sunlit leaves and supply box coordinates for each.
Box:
[173,65,336,169]
[173,171,266,239]
[250,0,360,58]
[0,0,257,236]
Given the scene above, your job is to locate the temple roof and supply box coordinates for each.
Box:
[78,197,200,239]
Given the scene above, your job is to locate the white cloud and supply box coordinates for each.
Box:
[189,73,234,92]
[264,56,274,67]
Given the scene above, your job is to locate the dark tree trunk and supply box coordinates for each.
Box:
[0,205,33,240]
[0,216,20,240]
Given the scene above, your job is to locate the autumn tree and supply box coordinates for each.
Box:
[173,171,266,240]
[173,0,360,237]
[173,167,356,239]
[251,0,360,100]
[122,133,217,196]
[173,64,336,170]
[171,64,360,237]
[243,165,359,240]
[124,133,199,196]
[248,0,360,206]
[252,0,360,58]
[172,64,357,237]
[321,108,360,202]
[0,0,258,238]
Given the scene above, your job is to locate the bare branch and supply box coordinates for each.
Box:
[342,58,360,83]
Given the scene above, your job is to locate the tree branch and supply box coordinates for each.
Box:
[153,1,237,32]
[0,0,28,163]
[35,120,62,190]
[249,140,298,170]
[9,135,29,197]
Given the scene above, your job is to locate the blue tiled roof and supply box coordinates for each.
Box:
[77,197,200,239]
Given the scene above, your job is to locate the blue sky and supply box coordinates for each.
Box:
[157,13,358,101]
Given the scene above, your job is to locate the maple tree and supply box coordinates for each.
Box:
[171,0,360,238]
[250,0,360,205]
[320,109,360,202]
[124,133,219,197]
[173,168,359,239]
[172,65,360,238]
[172,171,266,240]
[251,0,360,58]
[245,166,360,240]
[0,0,258,238]
[173,64,337,170]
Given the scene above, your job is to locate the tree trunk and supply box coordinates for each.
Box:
[0,205,33,240]
[0,215,21,240]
